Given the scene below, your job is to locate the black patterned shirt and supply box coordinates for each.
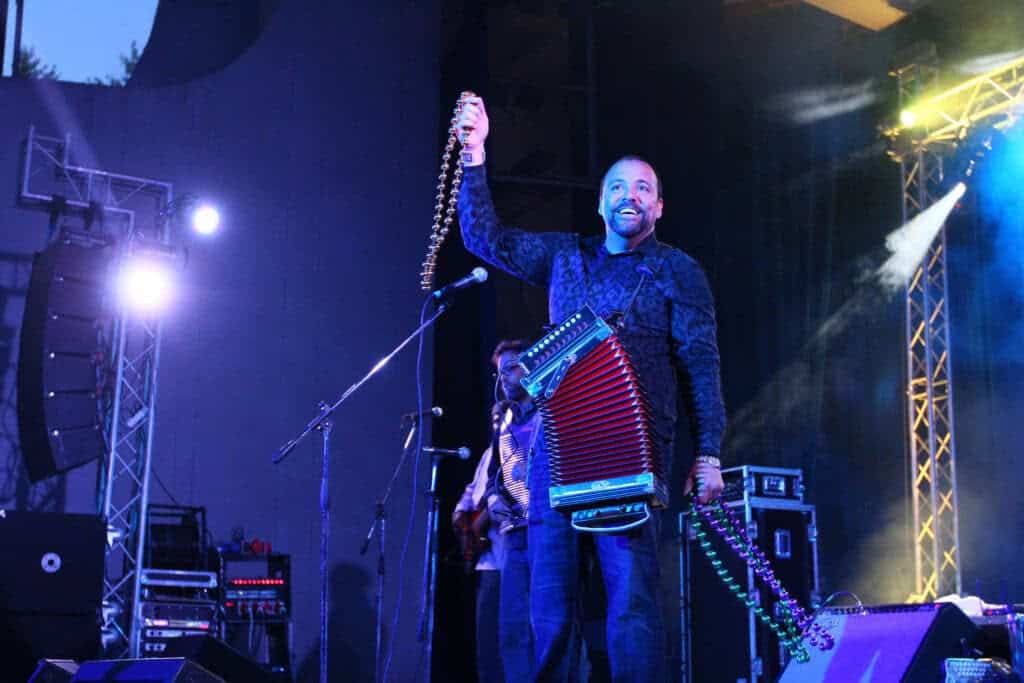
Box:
[457,165,726,460]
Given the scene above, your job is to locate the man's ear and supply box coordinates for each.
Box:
[597,192,605,218]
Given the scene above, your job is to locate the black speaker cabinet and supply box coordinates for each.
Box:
[0,511,105,614]
[778,603,979,682]
[0,511,105,681]
[71,658,224,682]
[0,613,99,683]
[17,234,110,482]
[681,500,820,683]
[27,659,79,683]
[163,636,276,683]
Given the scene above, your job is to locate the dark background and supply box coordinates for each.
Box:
[1,1,1023,681]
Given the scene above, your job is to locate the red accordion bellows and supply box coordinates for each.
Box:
[541,335,663,486]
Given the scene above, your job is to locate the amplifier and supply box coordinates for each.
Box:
[218,553,290,622]
[141,569,218,589]
[217,553,292,677]
[681,495,820,682]
[138,599,216,656]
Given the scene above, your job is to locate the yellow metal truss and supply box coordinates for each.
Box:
[893,54,1024,150]
[889,59,961,603]
[888,52,1024,601]
[891,54,1024,601]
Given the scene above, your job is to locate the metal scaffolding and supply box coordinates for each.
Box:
[21,126,174,656]
[887,52,1024,601]
[900,55,1024,147]
[890,57,962,603]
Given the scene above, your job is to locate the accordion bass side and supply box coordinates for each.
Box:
[520,306,668,532]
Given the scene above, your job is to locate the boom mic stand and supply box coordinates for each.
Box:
[272,301,450,683]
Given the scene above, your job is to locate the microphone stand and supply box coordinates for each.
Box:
[417,451,444,682]
[272,300,450,683]
[360,418,421,683]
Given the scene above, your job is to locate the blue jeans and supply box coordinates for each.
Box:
[477,569,504,682]
[500,527,534,682]
[528,440,666,682]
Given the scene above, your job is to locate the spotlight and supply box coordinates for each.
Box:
[116,259,175,313]
[900,109,918,127]
[948,125,1004,189]
[191,204,220,236]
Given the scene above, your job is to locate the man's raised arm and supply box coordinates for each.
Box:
[456,95,574,287]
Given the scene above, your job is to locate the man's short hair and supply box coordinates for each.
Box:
[491,339,530,367]
[601,155,663,198]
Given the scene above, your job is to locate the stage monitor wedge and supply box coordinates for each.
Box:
[779,603,978,682]
[28,659,79,683]
[71,658,224,682]
[17,233,111,482]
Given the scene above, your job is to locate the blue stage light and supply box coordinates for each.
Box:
[191,204,220,236]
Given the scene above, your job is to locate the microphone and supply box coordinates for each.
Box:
[423,446,471,460]
[614,262,655,330]
[401,406,443,421]
[431,267,488,299]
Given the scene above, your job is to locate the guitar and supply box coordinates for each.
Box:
[453,506,491,575]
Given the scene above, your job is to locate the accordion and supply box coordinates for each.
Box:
[520,305,668,532]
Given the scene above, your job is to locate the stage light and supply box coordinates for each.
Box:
[191,204,220,236]
[900,109,918,127]
[948,125,1005,188]
[116,259,175,313]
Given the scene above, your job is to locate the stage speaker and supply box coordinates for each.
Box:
[163,636,276,683]
[17,232,110,482]
[0,511,106,681]
[71,658,224,682]
[0,511,106,614]
[0,613,99,683]
[28,659,79,682]
[779,603,979,682]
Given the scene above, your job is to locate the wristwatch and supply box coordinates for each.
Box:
[695,454,721,469]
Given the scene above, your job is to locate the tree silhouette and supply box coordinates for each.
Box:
[89,40,143,87]
[14,46,59,80]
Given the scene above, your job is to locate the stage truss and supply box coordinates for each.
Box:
[20,126,174,657]
[887,53,1024,601]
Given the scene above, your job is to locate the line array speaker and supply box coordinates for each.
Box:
[17,233,110,482]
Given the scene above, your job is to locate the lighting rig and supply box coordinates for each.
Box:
[18,126,219,656]
[884,52,1024,601]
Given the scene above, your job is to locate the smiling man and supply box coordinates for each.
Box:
[455,95,726,682]
[599,156,663,253]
